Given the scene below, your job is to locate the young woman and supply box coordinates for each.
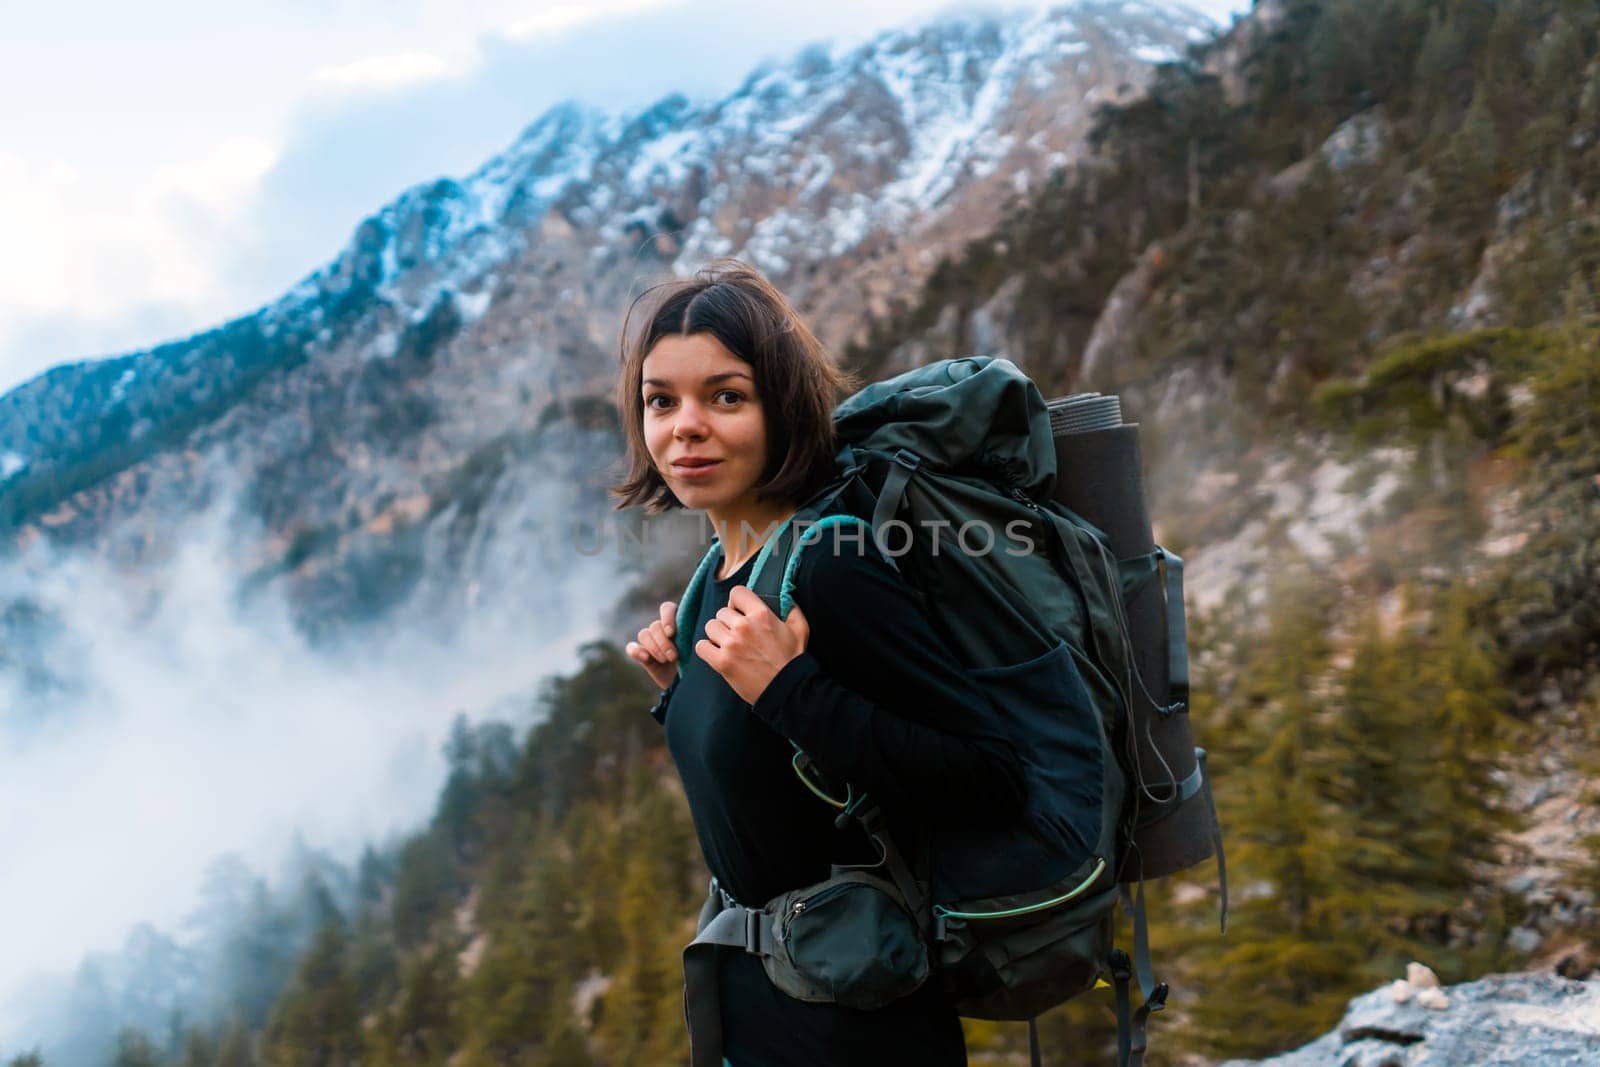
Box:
[612,259,1025,1066]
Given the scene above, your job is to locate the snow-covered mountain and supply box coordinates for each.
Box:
[0,0,1215,635]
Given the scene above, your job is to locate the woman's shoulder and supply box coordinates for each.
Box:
[789,519,902,607]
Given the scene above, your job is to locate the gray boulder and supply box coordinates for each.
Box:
[1220,972,1600,1066]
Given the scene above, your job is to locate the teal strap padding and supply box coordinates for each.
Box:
[746,518,791,595]
[1158,549,1189,713]
[675,540,724,676]
[778,514,877,618]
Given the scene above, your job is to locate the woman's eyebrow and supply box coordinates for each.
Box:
[642,371,753,388]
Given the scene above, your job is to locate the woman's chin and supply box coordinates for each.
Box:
[667,483,720,510]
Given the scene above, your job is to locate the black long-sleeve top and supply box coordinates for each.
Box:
[652,534,1026,1067]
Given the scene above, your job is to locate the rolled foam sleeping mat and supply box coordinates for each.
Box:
[1046,404,1214,881]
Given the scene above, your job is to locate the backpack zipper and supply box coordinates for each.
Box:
[932,858,1108,921]
[1009,485,1042,512]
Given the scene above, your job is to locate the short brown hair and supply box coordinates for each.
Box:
[611,259,857,513]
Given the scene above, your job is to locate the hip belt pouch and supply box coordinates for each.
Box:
[762,869,930,1009]
[688,868,929,1014]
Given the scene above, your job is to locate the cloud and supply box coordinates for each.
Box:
[0,141,282,391]
[312,51,458,93]
[504,0,679,39]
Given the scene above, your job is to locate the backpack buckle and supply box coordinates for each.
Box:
[1145,982,1169,1014]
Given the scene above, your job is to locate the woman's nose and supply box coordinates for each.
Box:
[673,401,709,439]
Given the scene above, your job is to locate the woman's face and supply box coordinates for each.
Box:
[641,332,769,515]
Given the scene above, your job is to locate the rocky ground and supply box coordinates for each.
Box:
[1221,966,1600,1066]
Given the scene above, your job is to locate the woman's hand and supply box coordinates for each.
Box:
[626,600,679,690]
[697,585,810,705]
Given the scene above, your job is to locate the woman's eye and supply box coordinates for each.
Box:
[714,390,744,405]
[644,394,672,410]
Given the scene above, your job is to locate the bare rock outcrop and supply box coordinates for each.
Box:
[1221,972,1600,1067]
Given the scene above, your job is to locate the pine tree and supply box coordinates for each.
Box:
[530,978,597,1067]
[178,1030,215,1067]
[595,774,696,1065]
[214,1019,254,1067]
[1325,614,1453,976]
[1187,573,1364,1058]
[261,917,363,1067]
[384,944,461,1062]
[1580,66,1600,127]
[1412,10,1471,118]
[112,1029,166,1067]
[1431,89,1501,233]
[1325,590,1517,981]
[1496,298,1600,672]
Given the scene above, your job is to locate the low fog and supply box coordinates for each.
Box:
[0,447,699,1054]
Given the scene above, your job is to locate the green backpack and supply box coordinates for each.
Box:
[676,357,1224,1067]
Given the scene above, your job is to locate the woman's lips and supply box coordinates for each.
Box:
[671,459,722,479]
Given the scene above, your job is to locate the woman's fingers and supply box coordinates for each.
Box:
[626,639,676,688]
[704,617,733,647]
[641,620,676,662]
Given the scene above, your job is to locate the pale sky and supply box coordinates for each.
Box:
[0,0,1251,395]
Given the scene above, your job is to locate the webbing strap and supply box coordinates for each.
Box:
[1113,885,1167,1067]
[1158,549,1189,713]
[689,904,777,956]
[684,941,724,1067]
[1111,950,1132,1067]
[684,894,777,1067]
[870,449,920,537]
[1110,948,1160,1067]
[1199,749,1229,935]
[1028,1018,1042,1067]
[1133,880,1156,1004]
[1043,512,1126,701]
[1129,995,1157,1067]
[853,802,930,937]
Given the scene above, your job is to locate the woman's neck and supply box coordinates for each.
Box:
[708,499,795,580]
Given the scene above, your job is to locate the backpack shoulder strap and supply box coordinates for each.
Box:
[673,540,724,675]
[770,513,886,618]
